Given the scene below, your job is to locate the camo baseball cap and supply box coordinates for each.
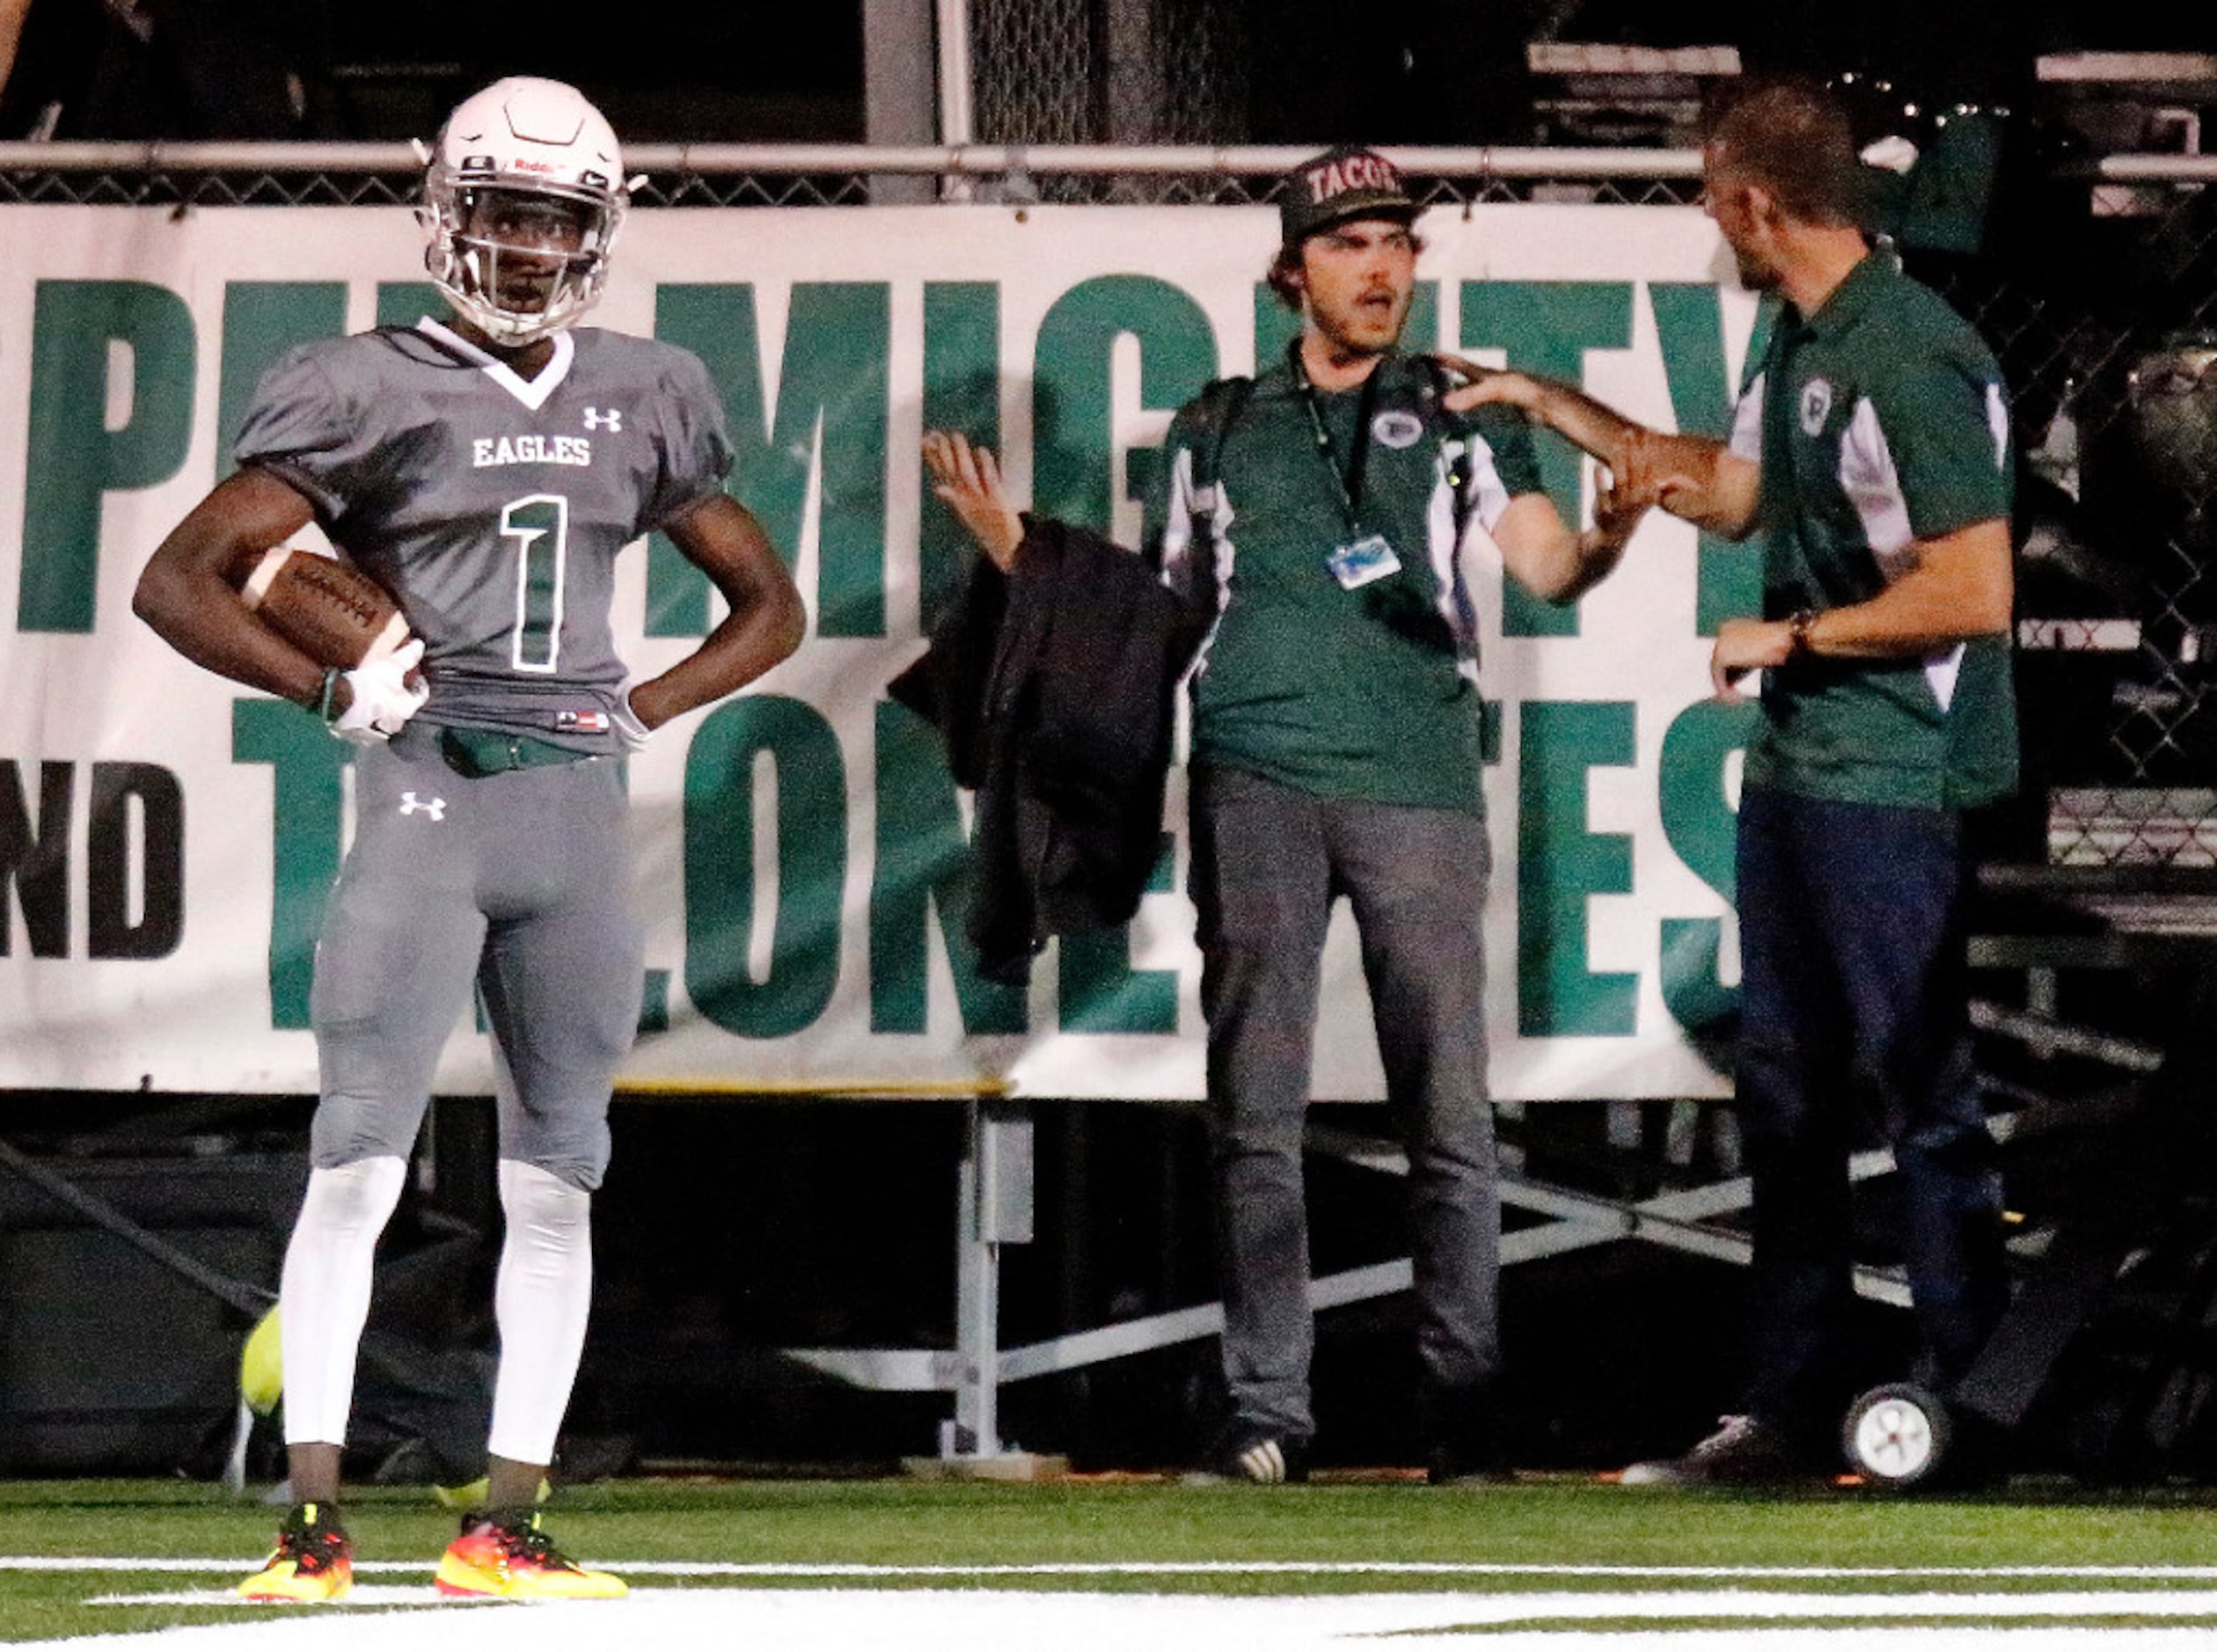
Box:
[1279,145,1418,245]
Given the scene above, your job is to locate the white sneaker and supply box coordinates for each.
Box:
[1620,1414,1798,1486]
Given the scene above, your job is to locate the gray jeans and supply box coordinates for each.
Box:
[1189,764,1499,1439]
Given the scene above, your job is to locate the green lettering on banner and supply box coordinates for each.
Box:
[0,761,71,957]
[1058,836,1178,1034]
[1127,444,1169,552]
[1517,699,1636,1036]
[1460,282,1633,638]
[219,283,346,460]
[638,969,671,1034]
[376,284,447,331]
[86,762,184,960]
[869,700,1026,1034]
[21,281,195,632]
[1254,283,1299,371]
[649,286,743,638]
[684,695,845,1038]
[1033,276,1216,533]
[234,700,348,1028]
[1649,283,1761,635]
[920,282,1000,632]
[654,284,890,639]
[1657,696,1754,1034]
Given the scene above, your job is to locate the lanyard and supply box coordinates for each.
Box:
[1289,339,1384,535]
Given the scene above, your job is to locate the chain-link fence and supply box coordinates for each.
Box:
[1919,177,2217,866]
[4,145,2209,866]
[0,157,874,208]
[969,0,1096,145]
[0,150,1703,209]
[967,0,1250,150]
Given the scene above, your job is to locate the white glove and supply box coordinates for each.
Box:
[331,638,429,745]
[611,682,654,752]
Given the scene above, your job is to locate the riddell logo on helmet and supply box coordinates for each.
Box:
[513,158,556,173]
[1302,153,1397,204]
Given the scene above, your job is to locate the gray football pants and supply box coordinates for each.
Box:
[1189,763,1500,1440]
[308,723,642,1190]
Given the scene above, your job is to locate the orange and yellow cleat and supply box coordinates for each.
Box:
[238,1502,353,1602]
[435,1509,626,1600]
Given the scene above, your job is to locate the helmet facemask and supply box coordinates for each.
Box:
[417,77,631,349]
[426,178,623,347]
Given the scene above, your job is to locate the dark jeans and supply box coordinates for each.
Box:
[1736,785,2007,1441]
[1189,763,1498,1439]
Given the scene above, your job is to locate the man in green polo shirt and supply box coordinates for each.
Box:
[1166,146,1656,1488]
[925,145,1647,1483]
[1450,77,2015,1483]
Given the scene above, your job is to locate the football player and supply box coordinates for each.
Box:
[134,76,804,1600]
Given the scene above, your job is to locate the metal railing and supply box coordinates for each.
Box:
[0,140,1704,208]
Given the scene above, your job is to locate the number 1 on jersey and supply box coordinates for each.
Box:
[501,493,569,673]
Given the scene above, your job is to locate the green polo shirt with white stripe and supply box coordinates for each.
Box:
[1731,252,2017,811]
[1152,351,1542,814]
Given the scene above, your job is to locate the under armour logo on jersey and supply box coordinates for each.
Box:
[583,406,623,433]
[399,791,448,822]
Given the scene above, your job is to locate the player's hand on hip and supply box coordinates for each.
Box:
[612,681,654,752]
[922,430,1025,571]
[330,637,429,744]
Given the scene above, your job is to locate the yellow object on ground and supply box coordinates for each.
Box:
[238,1305,283,1417]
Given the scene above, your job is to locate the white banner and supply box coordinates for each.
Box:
[0,202,1760,1100]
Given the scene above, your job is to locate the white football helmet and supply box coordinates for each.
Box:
[421,77,629,347]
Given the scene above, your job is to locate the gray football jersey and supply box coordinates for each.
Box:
[236,318,733,749]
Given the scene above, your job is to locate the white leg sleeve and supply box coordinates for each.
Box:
[487,1159,594,1467]
[279,1156,406,1447]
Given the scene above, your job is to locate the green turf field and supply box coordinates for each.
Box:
[9,1476,2217,1644]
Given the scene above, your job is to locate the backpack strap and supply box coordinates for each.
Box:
[1416,355,1478,545]
[1186,373,1254,493]
[1174,374,1253,576]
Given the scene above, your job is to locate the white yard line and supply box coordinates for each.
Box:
[91,1587,2217,1619]
[28,1588,2217,1652]
[16,1556,2217,1578]
[29,1553,2217,1652]
[95,1590,486,1608]
[1309,1590,2217,1618]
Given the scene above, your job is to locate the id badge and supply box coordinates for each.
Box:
[1327,533,1401,590]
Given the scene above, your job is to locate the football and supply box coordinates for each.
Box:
[229,543,412,670]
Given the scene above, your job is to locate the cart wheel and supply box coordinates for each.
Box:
[1843,1383,1950,1488]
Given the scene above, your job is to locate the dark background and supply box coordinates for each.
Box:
[0,1091,1842,1478]
[4,1,2213,145]
[8,961,2213,1487]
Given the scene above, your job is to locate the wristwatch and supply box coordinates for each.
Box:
[1785,608,1819,658]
